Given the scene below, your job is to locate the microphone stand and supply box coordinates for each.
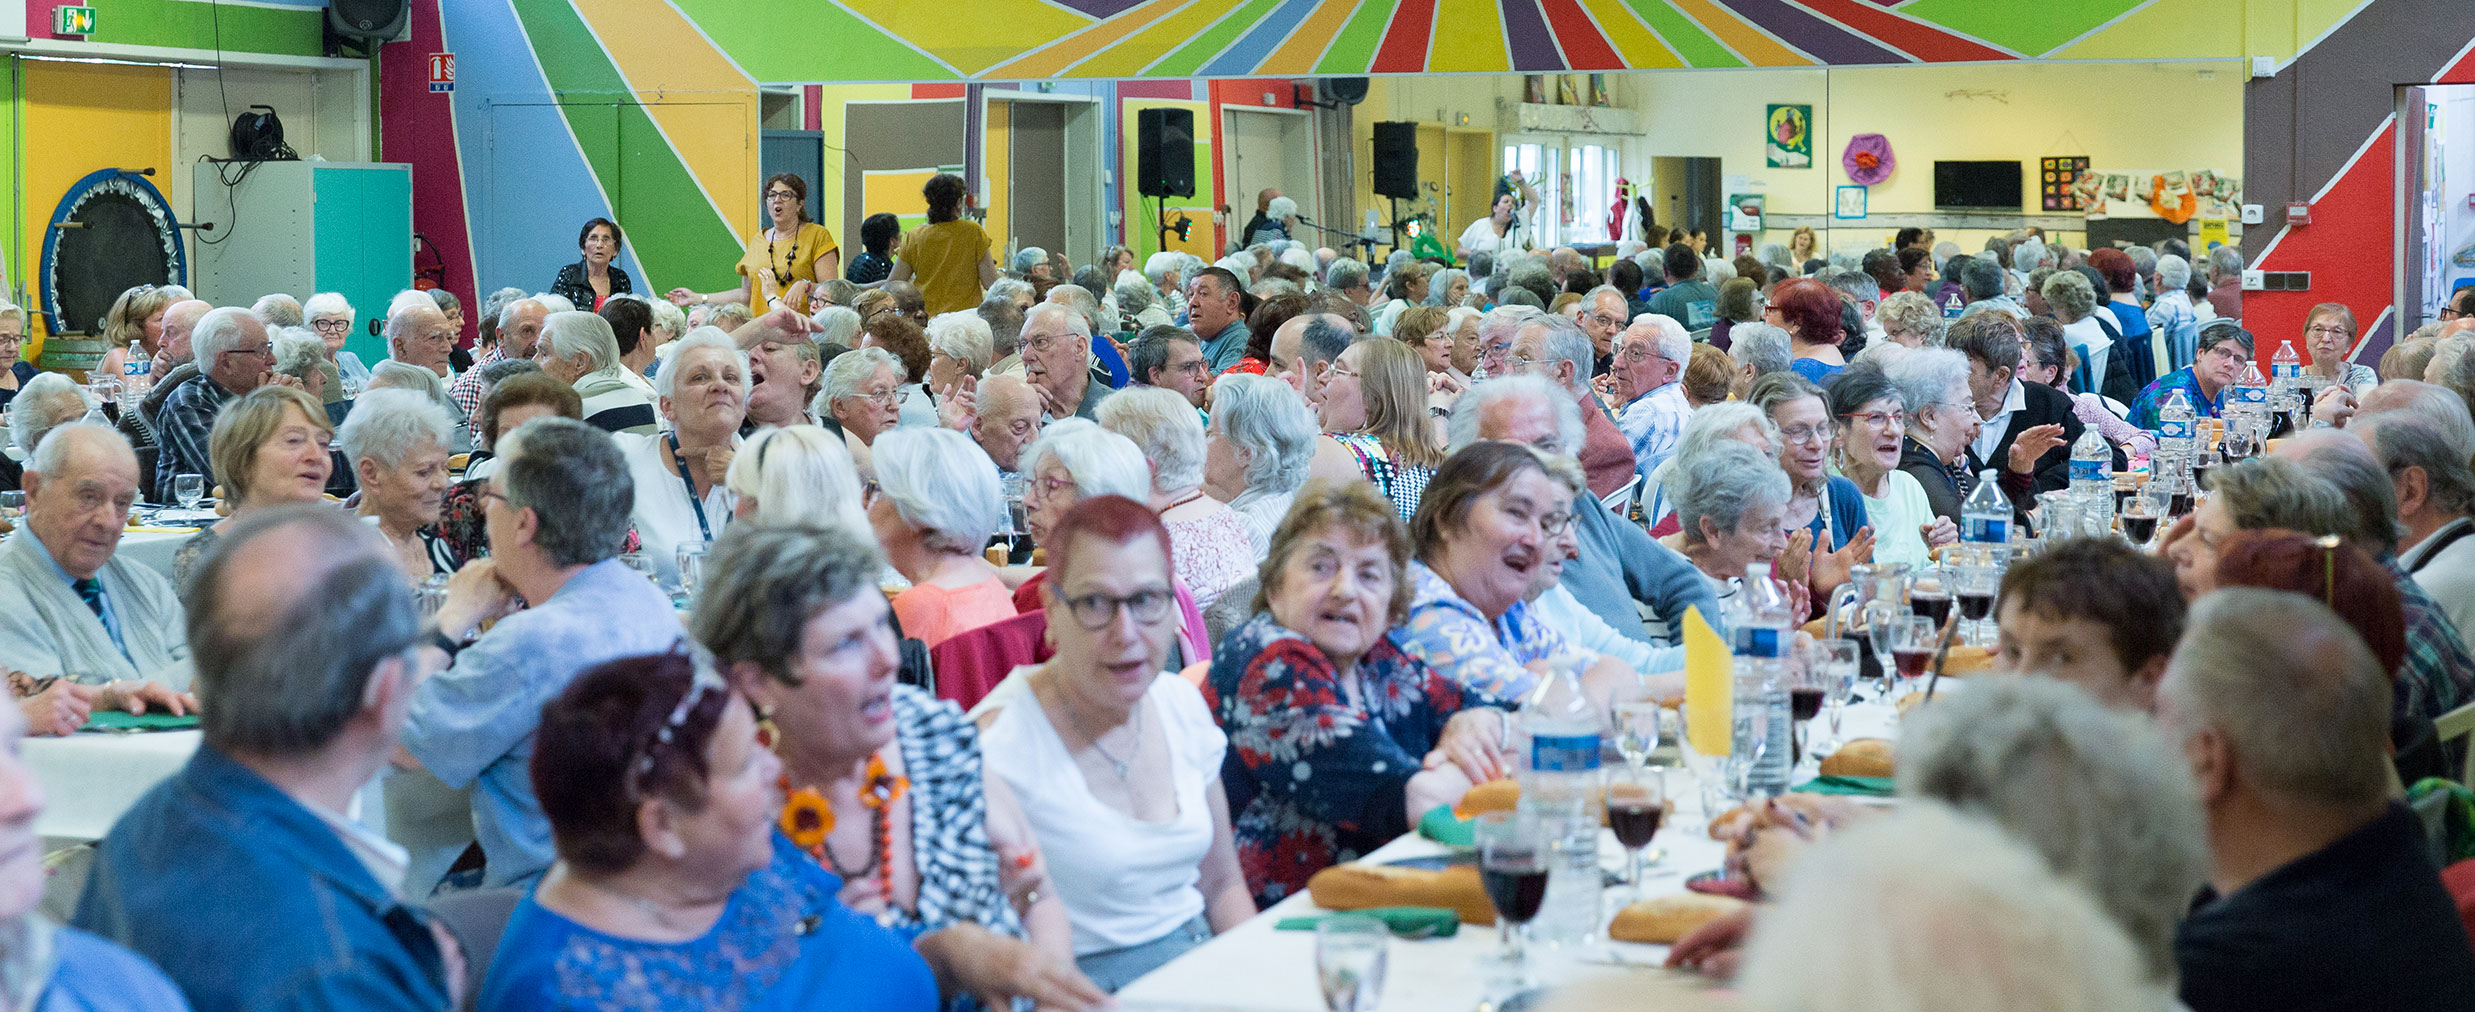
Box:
[1289,217,1380,261]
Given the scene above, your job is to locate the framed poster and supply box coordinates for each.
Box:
[2041,156,2089,211]
[1727,193,1765,233]
[1834,185,1867,220]
[1765,105,1812,168]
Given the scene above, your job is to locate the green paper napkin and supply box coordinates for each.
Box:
[1275,907,1460,938]
[1794,774,1895,797]
[80,711,201,733]
[1417,803,1475,848]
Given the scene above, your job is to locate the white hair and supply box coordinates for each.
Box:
[1044,284,1106,336]
[1265,195,1297,221]
[1095,385,1207,493]
[1740,802,2170,1012]
[1020,417,1150,502]
[251,293,304,328]
[9,373,90,455]
[2152,253,2191,291]
[1279,246,1317,275]
[1206,373,1317,496]
[1630,313,1692,364]
[1730,322,1793,377]
[1144,252,1184,285]
[646,298,687,342]
[1886,346,1973,417]
[336,387,455,471]
[987,278,1034,306]
[366,359,446,402]
[817,345,901,411]
[543,310,621,374]
[385,289,435,320]
[925,311,993,376]
[1447,375,1586,456]
[192,306,262,373]
[2360,379,2475,461]
[724,424,868,533]
[653,328,751,397]
[270,327,328,383]
[1024,301,1092,342]
[810,305,863,348]
[873,426,1003,554]
[534,293,578,314]
[301,292,354,323]
[1674,434,1789,542]
[24,420,124,479]
[1703,257,1737,285]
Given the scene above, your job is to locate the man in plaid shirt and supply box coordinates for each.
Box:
[152,308,274,501]
[447,296,548,417]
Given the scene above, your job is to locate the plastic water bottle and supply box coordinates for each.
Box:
[1962,468,2013,544]
[2230,362,2268,413]
[2158,388,2196,465]
[2271,339,2302,383]
[1518,659,1603,946]
[122,338,151,392]
[1728,563,1793,799]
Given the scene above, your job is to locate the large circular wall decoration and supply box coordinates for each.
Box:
[1841,134,1896,187]
[41,169,186,340]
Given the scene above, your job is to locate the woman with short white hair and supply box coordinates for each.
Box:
[1202,374,1318,555]
[725,423,867,533]
[1673,440,1793,603]
[1099,386,1256,608]
[1114,275,1172,332]
[303,292,370,394]
[270,327,332,401]
[366,359,447,403]
[337,388,458,580]
[872,426,1014,646]
[537,310,657,435]
[1889,346,1984,523]
[814,345,903,470]
[925,311,992,405]
[1646,401,1779,531]
[618,331,748,588]
[809,304,863,349]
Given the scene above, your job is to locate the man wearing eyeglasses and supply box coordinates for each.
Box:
[153,307,275,503]
[1129,327,1209,410]
[1021,302,1117,422]
[1949,314,2081,519]
[1576,286,1629,374]
[1608,315,1693,514]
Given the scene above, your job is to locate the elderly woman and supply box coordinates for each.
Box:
[536,310,657,435]
[1768,279,1846,383]
[1307,337,1446,523]
[816,345,904,471]
[1749,372,1872,572]
[550,217,632,311]
[2129,321,2252,430]
[337,388,457,581]
[1396,441,1634,702]
[1114,275,1173,333]
[725,424,868,532]
[92,284,177,384]
[1683,343,1737,408]
[1015,419,1214,668]
[667,173,839,312]
[270,327,332,403]
[1673,440,1795,609]
[2019,316,2154,457]
[0,303,33,411]
[1393,305,1453,375]
[303,292,370,396]
[1711,277,1758,350]
[873,427,1014,647]
[1646,401,1779,534]
[1888,346,1983,523]
[1877,290,1944,348]
[1426,268,1471,309]
[1206,480,1508,906]
[1098,387,1256,608]
[3,374,85,491]
[1826,361,1953,568]
[1371,263,1430,337]
[2303,302,2379,395]
[171,386,334,584]
[1200,375,1314,556]
[618,331,747,588]
[2043,270,2117,393]
[976,496,1256,990]
[860,315,937,428]
[485,650,1097,1012]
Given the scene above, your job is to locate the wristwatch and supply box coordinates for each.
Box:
[429,628,467,660]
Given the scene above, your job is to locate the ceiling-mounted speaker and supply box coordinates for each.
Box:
[1319,78,1369,106]
[327,0,407,41]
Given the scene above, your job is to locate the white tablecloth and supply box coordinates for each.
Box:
[26,729,395,846]
[116,530,195,578]
[1116,700,1906,1011]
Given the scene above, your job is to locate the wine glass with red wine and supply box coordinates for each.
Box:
[1907,566,1953,631]
[1603,767,1666,898]
[1475,810,1549,974]
[1883,615,1937,701]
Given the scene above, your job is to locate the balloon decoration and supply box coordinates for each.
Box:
[1841,134,1895,187]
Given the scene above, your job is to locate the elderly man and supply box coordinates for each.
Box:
[75,506,461,1012]
[1948,313,2080,512]
[141,298,214,398]
[1512,312,1634,500]
[0,423,196,734]
[966,373,1044,474]
[1956,257,2026,319]
[384,297,456,379]
[2147,254,2202,362]
[1610,314,1692,512]
[1129,326,1209,409]
[2354,378,2475,456]
[1576,285,1628,371]
[2161,589,2475,1012]
[152,306,272,502]
[447,296,546,417]
[2359,416,2475,638]
[1547,247,1585,289]
[1450,375,1715,650]
[1726,322,1793,399]
[1325,258,1373,309]
[1643,244,1717,333]
[1021,302,1115,422]
[2204,245,2245,321]
[1185,267,1250,372]
[743,335,823,430]
[1268,313,1356,408]
[4,372,86,491]
[1992,536,2185,711]
[397,418,683,888]
[1822,269,1884,346]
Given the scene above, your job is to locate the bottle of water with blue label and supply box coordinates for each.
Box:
[2158,388,2196,470]
[2069,426,2110,503]
[1728,563,1793,798]
[122,337,151,392]
[2271,339,2302,383]
[1518,659,1603,945]
[1963,468,2013,544]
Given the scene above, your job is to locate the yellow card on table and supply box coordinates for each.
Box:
[1683,606,1731,756]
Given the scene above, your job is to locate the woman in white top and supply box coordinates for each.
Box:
[1828,362,1955,569]
[1457,191,1525,261]
[978,494,1254,992]
[616,331,745,588]
[2043,271,2113,390]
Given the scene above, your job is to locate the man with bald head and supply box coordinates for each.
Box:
[385,298,456,379]
[152,299,210,375]
[1267,313,1355,407]
[967,373,1044,473]
[447,296,547,416]
[153,306,274,501]
[2355,379,2475,461]
[0,423,198,734]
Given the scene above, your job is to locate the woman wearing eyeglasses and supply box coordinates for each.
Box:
[0,303,34,411]
[303,293,371,396]
[2129,323,2254,431]
[666,173,840,314]
[2302,302,2379,395]
[975,495,1255,991]
[1829,361,1953,569]
[1888,347,1988,525]
[1306,338,1446,523]
[1748,372,1875,593]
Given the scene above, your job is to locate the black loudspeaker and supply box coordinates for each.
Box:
[1137,109,1195,199]
[1372,121,1419,200]
[327,0,406,41]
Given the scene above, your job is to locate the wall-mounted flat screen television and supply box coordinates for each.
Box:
[1934,160,2023,212]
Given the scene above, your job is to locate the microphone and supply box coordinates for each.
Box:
[1294,215,1312,223]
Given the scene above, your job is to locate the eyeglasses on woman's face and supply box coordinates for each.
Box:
[1061,588,1173,630]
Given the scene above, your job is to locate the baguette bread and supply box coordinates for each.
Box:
[1608,893,1748,944]
[1819,737,1895,778]
[1306,863,1496,925]
[1451,779,1612,825]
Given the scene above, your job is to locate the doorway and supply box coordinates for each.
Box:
[1223,106,1316,245]
[1444,129,1494,245]
[1011,102,1067,259]
[2407,83,2475,328]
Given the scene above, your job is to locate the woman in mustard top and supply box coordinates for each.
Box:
[887,174,998,316]
[669,173,841,313]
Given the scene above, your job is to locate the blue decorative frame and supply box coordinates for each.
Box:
[39,168,187,335]
[1834,185,1868,220]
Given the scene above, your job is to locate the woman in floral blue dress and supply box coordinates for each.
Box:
[1204,481,1511,906]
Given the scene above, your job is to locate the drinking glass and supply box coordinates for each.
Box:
[1882,614,1938,701]
[173,473,206,510]
[1609,691,1662,775]
[1474,810,1549,971]
[1673,706,1726,829]
[2119,492,2163,551]
[1950,560,1998,647]
[673,543,708,602]
[1314,916,1388,1012]
[2223,417,2257,460]
[0,490,23,515]
[1807,638,1859,752]
[1906,565,1952,634]
[1726,706,1768,803]
[1602,767,1666,894]
[417,574,450,619]
[1783,659,1824,769]
[618,552,660,585]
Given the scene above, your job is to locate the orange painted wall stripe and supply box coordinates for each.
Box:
[1258,0,1360,74]
[1076,0,1237,77]
[1576,0,1683,68]
[985,0,1186,79]
[1670,0,1810,64]
[1430,0,1510,71]
[843,0,1091,76]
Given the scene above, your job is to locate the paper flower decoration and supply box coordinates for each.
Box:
[1842,134,1895,186]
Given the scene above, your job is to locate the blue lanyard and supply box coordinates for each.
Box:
[668,433,713,543]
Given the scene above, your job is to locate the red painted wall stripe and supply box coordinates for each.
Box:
[1793,0,2012,62]
[1370,0,1437,73]
[1538,0,1622,68]
[2252,121,2396,369]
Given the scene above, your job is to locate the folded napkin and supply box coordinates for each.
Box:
[1416,804,1474,848]
[1794,774,1894,797]
[81,711,201,732]
[1274,907,1460,938]
[122,526,200,534]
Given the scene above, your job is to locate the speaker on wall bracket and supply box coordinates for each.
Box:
[324,0,407,57]
[1137,108,1195,199]
[1371,121,1419,200]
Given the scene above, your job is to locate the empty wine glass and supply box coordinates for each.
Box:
[1806,637,1859,753]
[618,552,660,585]
[674,543,708,603]
[1726,705,1768,803]
[1475,810,1549,975]
[1314,916,1388,1012]
[173,473,206,510]
[1609,690,1662,776]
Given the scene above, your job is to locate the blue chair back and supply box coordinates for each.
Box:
[2072,343,2096,395]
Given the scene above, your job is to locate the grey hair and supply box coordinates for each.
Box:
[925,311,993,376]
[1478,304,1544,357]
[496,417,634,567]
[986,277,1034,306]
[336,388,454,471]
[2041,270,2098,321]
[2207,244,2245,279]
[811,305,863,348]
[24,419,118,479]
[543,310,621,374]
[1424,268,1468,307]
[1009,246,1048,276]
[9,373,90,457]
[1676,400,1781,464]
[367,360,446,403]
[1265,195,1297,221]
[495,296,548,336]
[1730,323,1793,377]
[1823,270,1881,305]
[1024,300,1091,341]
[1207,373,1317,496]
[301,292,354,323]
[271,327,327,384]
[723,424,868,533]
[1045,284,1105,335]
[1675,439,1789,544]
[2361,415,2475,518]
[1446,375,1585,456]
[1113,274,1156,316]
[1020,418,1151,501]
[653,328,750,398]
[1096,385,1208,493]
[819,345,901,409]
[186,505,421,756]
[2208,454,2352,538]
[1629,314,1692,365]
[1704,258,1737,285]
[1885,346,1972,417]
[2013,237,2050,271]
[2152,253,2191,292]
[1326,257,1369,293]
[1759,242,1792,270]
[1877,291,1946,344]
[252,293,304,328]
[1960,256,2007,300]
[2161,588,2393,810]
[2359,379,2475,461]
[1143,252,1183,285]
[873,426,1003,554]
[1523,314,1597,396]
[2290,433,2404,551]
[192,306,261,373]
[692,522,888,684]
[1902,675,2209,983]
[1300,317,1357,370]
[646,298,687,342]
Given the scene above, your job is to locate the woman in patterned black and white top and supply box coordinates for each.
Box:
[691,521,1083,970]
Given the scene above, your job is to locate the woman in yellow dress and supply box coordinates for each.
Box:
[668,173,840,313]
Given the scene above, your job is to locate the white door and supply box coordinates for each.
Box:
[1224,107,1316,244]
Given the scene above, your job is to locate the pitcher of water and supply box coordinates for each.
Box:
[1826,562,1907,687]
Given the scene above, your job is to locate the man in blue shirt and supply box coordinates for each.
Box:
[1184,267,1253,373]
[75,505,459,1012]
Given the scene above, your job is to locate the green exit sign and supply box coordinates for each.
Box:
[54,5,96,34]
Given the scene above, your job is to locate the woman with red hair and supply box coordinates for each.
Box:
[2210,528,2405,677]
[2087,247,2156,385]
[1767,278,1848,384]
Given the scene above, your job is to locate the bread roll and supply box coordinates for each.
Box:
[1453,779,1521,819]
[1819,737,1894,778]
[1706,802,1758,840]
[1608,893,1749,944]
[1940,645,1993,675]
[1306,863,1496,925]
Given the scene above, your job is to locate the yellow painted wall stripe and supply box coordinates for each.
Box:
[1577,0,1684,68]
[572,0,758,239]
[986,0,1186,79]
[842,0,1092,76]
[1074,0,1240,77]
[1430,0,1511,72]
[1259,0,1361,74]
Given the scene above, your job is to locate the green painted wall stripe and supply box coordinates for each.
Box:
[1152,0,1285,77]
[1621,0,1742,67]
[507,0,744,290]
[671,0,956,82]
[1315,0,1394,74]
[1893,0,2143,56]
[97,0,324,57]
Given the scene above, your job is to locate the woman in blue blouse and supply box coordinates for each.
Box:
[1747,372,1874,598]
[483,652,1103,1012]
[1204,481,1509,906]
